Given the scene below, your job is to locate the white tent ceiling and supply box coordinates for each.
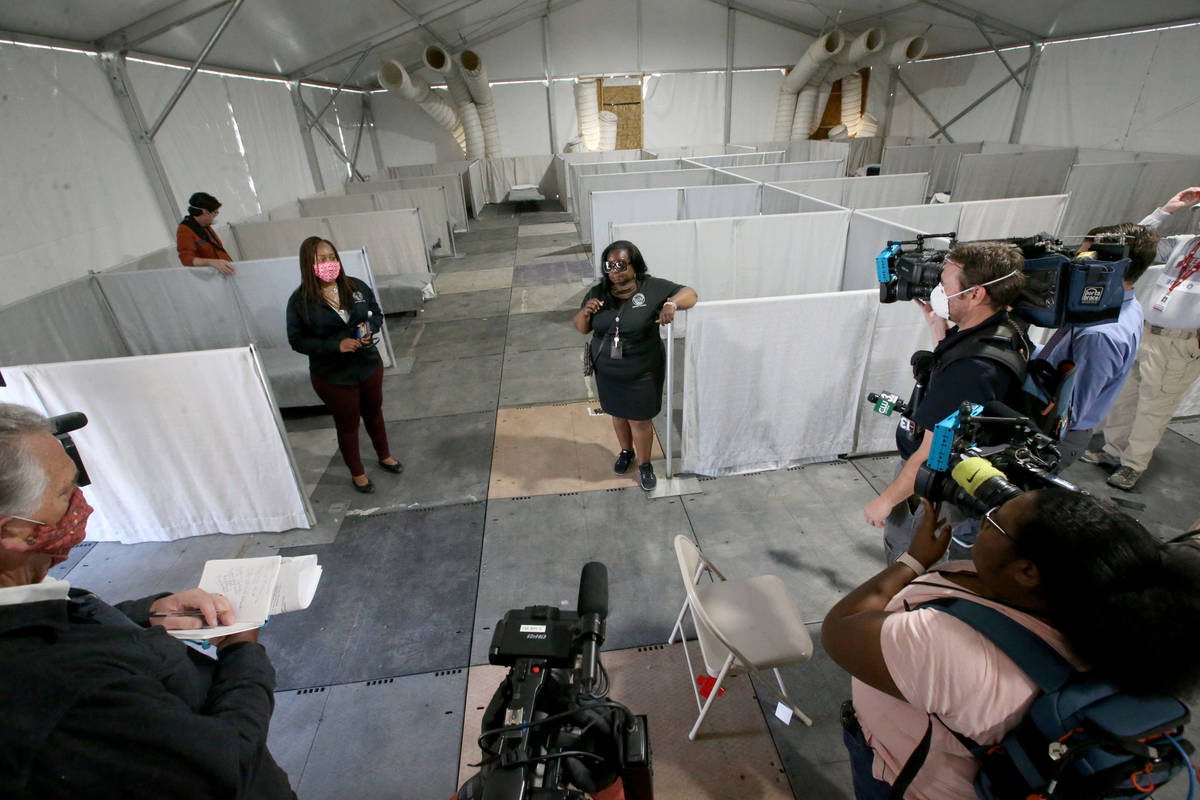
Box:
[2,0,1197,89]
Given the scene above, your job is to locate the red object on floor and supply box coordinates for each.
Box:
[696,674,725,699]
[592,779,626,799]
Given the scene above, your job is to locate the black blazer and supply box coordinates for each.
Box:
[286,277,383,385]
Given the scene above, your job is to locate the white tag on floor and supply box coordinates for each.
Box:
[775,701,793,725]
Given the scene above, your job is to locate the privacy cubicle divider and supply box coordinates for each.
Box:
[231,208,431,283]
[683,151,785,169]
[294,186,455,256]
[386,159,486,219]
[712,159,845,184]
[948,148,1078,202]
[859,195,1071,242]
[345,174,469,232]
[556,150,645,213]
[613,210,852,302]
[1,347,312,543]
[881,142,983,196]
[579,167,722,246]
[110,223,243,273]
[478,154,557,204]
[760,186,846,215]
[590,181,761,272]
[1056,157,1200,239]
[0,276,129,367]
[768,173,931,210]
[569,158,705,224]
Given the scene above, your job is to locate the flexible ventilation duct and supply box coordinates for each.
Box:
[790,84,821,140]
[379,59,467,153]
[574,79,600,151]
[457,50,502,157]
[597,110,618,151]
[834,28,886,67]
[885,35,928,65]
[423,45,485,159]
[841,72,864,135]
[774,30,845,141]
[857,112,879,137]
[832,29,885,138]
[827,123,852,141]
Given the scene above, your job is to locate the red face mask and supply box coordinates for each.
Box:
[314,260,341,282]
[6,487,93,565]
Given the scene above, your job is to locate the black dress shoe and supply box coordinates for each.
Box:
[613,449,635,474]
[352,478,376,494]
[378,459,404,474]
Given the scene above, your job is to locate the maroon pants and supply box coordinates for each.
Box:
[310,366,390,476]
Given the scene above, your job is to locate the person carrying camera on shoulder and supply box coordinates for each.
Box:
[863,242,1028,562]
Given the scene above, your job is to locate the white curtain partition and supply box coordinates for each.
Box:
[682,291,878,475]
[346,174,469,231]
[679,184,762,221]
[858,195,1070,243]
[684,152,785,169]
[232,209,430,275]
[760,187,846,215]
[853,301,935,455]
[556,151,645,213]
[1057,158,1200,239]
[881,143,983,195]
[842,212,932,292]
[769,174,931,210]
[0,347,310,542]
[949,149,1078,202]
[613,211,851,303]
[480,155,556,204]
[570,158,702,223]
[715,159,845,184]
[580,168,718,246]
[0,277,130,368]
[299,186,452,254]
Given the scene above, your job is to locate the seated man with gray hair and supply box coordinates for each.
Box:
[0,403,295,799]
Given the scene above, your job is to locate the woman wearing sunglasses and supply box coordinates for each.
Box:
[823,489,1200,799]
[573,240,697,491]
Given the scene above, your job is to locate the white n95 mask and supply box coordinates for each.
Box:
[928,268,1020,320]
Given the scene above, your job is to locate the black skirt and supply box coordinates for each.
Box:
[594,359,666,420]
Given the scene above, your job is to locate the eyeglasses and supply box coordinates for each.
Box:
[602,260,630,274]
[983,506,1013,541]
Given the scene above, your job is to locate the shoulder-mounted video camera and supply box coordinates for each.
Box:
[876,232,1133,328]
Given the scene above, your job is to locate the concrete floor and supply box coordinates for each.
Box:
[50,199,1200,800]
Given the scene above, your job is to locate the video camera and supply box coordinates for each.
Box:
[876,232,1133,327]
[867,393,1079,517]
[456,562,652,800]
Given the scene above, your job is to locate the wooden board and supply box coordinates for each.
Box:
[600,80,644,150]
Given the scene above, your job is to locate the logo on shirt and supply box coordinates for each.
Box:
[352,291,364,303]
[1081,286,1104,305]
[631,293,646,308]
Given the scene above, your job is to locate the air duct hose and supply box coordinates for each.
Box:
[574,79,601,151]
[597,110,618,151]
[774,30,845,141]
[379,58,467,152]
[457,50,502,157]
[423,45,485,159]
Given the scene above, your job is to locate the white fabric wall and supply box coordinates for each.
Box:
[769,174,930,209]
[371,91,464,167]
[643,72,727,149]
[346,175,468,231]
[225,78,317,212]
[580,168,716,244]
[1057,159,1200,238]
[853,302,934,455]
[730,70,787,144]
[0,347,309,542]
[842,213,932,292]
[954,195,1068,240]
[613,212,850,303]
[490,82,552,157]
[949,148,1077,202]
[681,291,877,475]
[721,160,845,183]
[881,143,983,195]
[231,209,429,275]
[0,46,169,304]
[888,52,1023,142]
[760,188,845,215]
[679,184,761,220]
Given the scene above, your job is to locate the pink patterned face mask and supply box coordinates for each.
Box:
[5,487,93,565]
[314,260,341,282]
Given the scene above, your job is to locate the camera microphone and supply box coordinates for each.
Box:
[577,562,608,692]
[49,412,88,436]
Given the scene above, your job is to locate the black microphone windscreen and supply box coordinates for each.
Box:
[49,412,88,436]
[577,561,609,619]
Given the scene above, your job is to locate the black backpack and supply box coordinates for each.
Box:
[891,597,1195,800]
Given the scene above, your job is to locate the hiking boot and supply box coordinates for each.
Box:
[1107,466,1141,491]
[638,462,657,492]
[613,449,635,474]
[1080,449,1118,467]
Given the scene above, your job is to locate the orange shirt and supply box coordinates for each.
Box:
[176,220,230,266]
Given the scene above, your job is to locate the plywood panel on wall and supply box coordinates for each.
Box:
[600,82,644,150]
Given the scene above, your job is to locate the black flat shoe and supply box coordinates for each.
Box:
[352,478,376,494]
[613,449,635,475]
[378,459,404,474]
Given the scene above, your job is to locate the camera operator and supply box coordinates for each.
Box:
[0,403,295,800]
[864,242,1028,561]
[1033,223,1159,469]
[1085,186,1200,490]
[825,489,1200,800]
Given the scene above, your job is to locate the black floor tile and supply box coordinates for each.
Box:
[389,315,509,362]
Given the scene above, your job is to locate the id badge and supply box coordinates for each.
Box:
[610,334,623,359]
[1152,292,1171,313]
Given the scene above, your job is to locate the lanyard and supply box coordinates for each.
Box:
[1164,238,1200,295]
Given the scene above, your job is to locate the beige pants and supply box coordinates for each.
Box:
[1100,325,1200,473]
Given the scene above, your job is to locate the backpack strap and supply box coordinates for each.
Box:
[918,597,1074,692]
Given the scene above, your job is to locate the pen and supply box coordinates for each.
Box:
[148,611,212,618]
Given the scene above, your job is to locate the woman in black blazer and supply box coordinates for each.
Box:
[286,236,401,493]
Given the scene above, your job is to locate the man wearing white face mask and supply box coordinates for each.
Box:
[0,403,296,799]
[864,242,1030,563]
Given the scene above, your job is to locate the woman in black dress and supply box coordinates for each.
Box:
[286,236,402,494]
[573,240,697,491]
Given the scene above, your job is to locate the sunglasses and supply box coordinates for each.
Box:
[602,260,630,274]
[983,507,1013,541]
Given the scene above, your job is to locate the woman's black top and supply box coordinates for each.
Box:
[286,277,383,385]
[583,275,683,380]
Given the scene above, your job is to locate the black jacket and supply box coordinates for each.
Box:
[0,589,295,800]
[286,277,383,385]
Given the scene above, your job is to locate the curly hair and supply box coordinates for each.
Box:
[1014,488,1200,696]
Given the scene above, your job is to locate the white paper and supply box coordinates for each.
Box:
[270,554,322,615]
[775,701,794,725]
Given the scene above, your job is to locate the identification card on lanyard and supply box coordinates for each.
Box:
[610,318,623,359]
[1153,239,1200,313]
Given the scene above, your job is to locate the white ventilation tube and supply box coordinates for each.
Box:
[835,28,887,67]
[380,59,467,153]
[832,29,886,138]
[841,72,864,136]
[574,78,601,151]
[423,45,485,159]
[774,30,845,141]
[858,112,879,137]
[597,110,618,151]
[458,102,486,160]
[885,35,928,65]
[457,50,502,157]
[790,84,821,140]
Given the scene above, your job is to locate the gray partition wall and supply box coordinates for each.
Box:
[1057,157,1200,239]
[949,148,1078,202]
[298,186,454,255]
[0,277,130,367]
[345,174,468,232]
[881,142,983,196]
